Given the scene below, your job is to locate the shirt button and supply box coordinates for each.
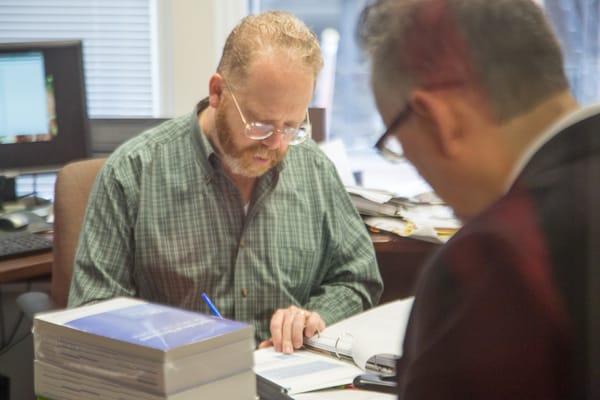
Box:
[241,288,248,298]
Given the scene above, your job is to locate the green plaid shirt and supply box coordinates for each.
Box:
[68,100,383,341]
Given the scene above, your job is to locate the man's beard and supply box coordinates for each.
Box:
[214,106,285,178]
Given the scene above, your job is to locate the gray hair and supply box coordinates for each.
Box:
[217,11,323,85]
[359,0,569,122]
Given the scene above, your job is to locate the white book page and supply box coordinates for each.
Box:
[36,297,143,325]
[305,298,414,369]
[294,389,396,399]
[254,347,362,395]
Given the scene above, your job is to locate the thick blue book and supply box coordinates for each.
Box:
[33,297,255,395]
[64,299,247,351]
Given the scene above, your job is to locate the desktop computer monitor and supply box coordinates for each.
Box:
[0,40,89,203]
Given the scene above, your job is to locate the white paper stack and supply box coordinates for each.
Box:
[33,297,256,400]
[346,186,461,243]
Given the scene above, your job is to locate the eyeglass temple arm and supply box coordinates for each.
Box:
[223,80,248,125]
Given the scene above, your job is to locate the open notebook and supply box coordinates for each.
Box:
[254,298,414,398]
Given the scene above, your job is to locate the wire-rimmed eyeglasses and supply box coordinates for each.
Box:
[224,81,312,146]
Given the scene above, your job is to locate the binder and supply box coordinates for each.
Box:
[303,298,414,372]
[254,298,414,398]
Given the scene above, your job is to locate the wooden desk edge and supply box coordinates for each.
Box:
[372,233,440,254]
[0,233,437,284]
[0,251,53,283]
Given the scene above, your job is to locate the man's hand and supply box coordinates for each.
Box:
[259,305,326,354]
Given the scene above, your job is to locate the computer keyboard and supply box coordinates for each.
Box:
[0,232,53,260]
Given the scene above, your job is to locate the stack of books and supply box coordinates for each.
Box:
[33,297,256,400]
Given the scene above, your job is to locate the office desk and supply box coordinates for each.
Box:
[372,233,439,302]
[0,250,52,284]
[0,233,439,301]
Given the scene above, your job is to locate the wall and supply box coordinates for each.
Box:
[156,0,247,116]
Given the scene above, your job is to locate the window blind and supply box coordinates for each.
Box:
[0,0,155,117]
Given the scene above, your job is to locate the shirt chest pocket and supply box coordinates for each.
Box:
[269,243,320,302]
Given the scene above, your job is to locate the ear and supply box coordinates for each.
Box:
[208,73,225,108]
[409,89,462,158]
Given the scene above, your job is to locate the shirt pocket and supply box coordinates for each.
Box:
[272,245,319,304]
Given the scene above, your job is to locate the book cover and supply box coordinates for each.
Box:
[34,297,253,359]
[64,301,244,351]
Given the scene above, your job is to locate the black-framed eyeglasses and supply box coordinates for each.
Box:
[224,80,311,146]
[374,104,412,162]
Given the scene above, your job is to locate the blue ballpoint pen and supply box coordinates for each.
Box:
[201,292,223,318]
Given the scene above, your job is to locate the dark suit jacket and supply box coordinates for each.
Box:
[397,112,600,399]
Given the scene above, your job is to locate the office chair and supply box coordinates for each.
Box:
[308,107,326,143]
[16,158,106,316]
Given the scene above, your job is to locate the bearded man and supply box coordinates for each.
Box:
[68,11,382,351]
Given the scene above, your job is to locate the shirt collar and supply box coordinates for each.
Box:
[505,103,600,191]
[190,97,218,173]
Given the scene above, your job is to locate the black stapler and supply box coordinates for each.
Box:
[353,372,397,394]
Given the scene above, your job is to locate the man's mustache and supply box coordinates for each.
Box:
[251,148,281,160]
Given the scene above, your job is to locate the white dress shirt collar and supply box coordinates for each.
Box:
[505,103,600,191]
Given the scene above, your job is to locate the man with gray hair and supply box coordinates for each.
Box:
[360,0,598,398]
[69,11,383,353]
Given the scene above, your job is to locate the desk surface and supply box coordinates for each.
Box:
[0,233,439,299]
[0,250,52,284]
[371,233,439,302]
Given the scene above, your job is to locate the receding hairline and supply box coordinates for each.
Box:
[216,11,323,88]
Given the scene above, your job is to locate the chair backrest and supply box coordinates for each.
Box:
[50,158,106,307]
[308,107,326,143]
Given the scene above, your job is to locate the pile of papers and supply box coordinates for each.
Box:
[347,186,461,243]
[317,140,460,243]
[33,297,256,400]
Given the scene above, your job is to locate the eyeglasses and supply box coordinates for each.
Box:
[224,81,312,146]
[374,104,412,162]
[374,80,467,161]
